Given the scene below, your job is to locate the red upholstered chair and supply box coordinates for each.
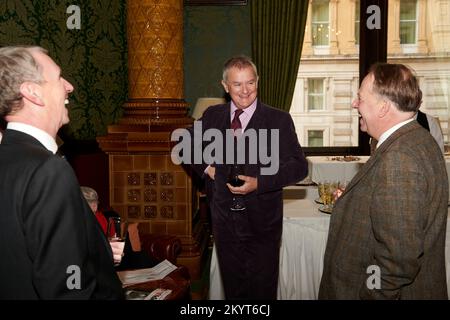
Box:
[128,223,190,279]
[139,233,182,265]
[125,223,182,265]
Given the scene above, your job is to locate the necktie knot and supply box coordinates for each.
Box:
[231,109,244,131]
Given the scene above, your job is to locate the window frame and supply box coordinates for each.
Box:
[399,0,418,45]
[311,0,330,47]
[307,128,326,147]
[307,78,326,111]
[303,0,388,156]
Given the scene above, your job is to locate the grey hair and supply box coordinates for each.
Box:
[81,186,98,203]
[0,46,47,118]
[222,55,258,82]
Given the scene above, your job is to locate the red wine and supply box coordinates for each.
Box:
[228,176,245,187]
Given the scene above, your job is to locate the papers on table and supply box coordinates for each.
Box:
[117,259,177,286]
[125,288,172,300]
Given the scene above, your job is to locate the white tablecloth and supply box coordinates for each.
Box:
[277,199,330,299]
[309,155,450,198]
[209,196,450,300]
[307,156,370,184]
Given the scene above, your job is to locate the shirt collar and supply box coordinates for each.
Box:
[7,122,58,154]
[230,98,258,118]
[376,118,415,149]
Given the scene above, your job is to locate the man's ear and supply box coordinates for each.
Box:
[221,80,229,93]
[378,100,389,118]
[19,82,44,106]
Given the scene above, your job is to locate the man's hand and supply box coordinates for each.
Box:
[206,166,216,180]
[110,241,125,265]
[227,175,257,195]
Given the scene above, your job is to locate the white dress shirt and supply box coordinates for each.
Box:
[6,122,58,154]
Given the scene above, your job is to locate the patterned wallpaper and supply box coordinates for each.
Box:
[183,5,251,114]
[0,0,127,140]
[0,2,251,138]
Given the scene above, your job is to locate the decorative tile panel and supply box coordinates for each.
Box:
[127,189,141,202]
[160,172,174,185]
[144,189,157,202]
[161,189,174,202]
[161,206,174,219]
[144,173,157,186]
[144,206,158,219]
[127,173,140,185]
[128,206,141,219]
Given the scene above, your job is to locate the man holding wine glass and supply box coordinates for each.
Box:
[189,55,308,299]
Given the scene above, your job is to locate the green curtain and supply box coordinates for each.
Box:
[251,0,309,112]
[0,1,127,140]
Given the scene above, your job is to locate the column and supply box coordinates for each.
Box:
[389,0,402,54]
[97,0,208,280]
[329,0,340,55]
[416,0,428,54]
[302,0,314,56]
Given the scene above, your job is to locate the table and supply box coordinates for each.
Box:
[307,156,370,184]
[209,192,450,300]
[308,155,450,199]
[278,199,330,299]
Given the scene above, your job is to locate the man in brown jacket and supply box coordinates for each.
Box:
[319,63,448,299]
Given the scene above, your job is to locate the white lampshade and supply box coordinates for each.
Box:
[192,97,226,120]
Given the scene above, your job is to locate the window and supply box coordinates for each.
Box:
[355,0,360,45]
[312,0,329,46]
[390,0,450,145]
[308,130,324,147]
[400,0,417,44]
[290,1,449,154]
[291,0,359,150]
[308,79,325,111]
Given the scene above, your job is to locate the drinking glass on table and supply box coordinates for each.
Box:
[107,217,127,266]
[328,181,339,208]
[318,180,329,205]
[322,181,338,210]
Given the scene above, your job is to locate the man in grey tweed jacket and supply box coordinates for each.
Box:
[319,63,448,299]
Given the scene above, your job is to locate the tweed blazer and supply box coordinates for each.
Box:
[319,121,448,299]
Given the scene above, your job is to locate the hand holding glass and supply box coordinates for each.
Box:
[227,164,246,211]
[107,217,126,265]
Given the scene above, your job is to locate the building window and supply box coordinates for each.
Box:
[400,0,417,44]
[308,130,324,147]
[308,79,325,111]
[355,0,360,45]
[289,0,449,151]
[312,0,329,46]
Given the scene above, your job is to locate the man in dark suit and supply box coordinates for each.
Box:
[319,63,448,299]
[0,46,123,299]
[187,56,308,299]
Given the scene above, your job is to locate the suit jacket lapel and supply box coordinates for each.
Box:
[218,102,231,131]
[244,100,265,131]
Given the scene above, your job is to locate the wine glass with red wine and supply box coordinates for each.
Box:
[227,164,246,211]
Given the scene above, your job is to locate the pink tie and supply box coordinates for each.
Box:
[231,109,244,131]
